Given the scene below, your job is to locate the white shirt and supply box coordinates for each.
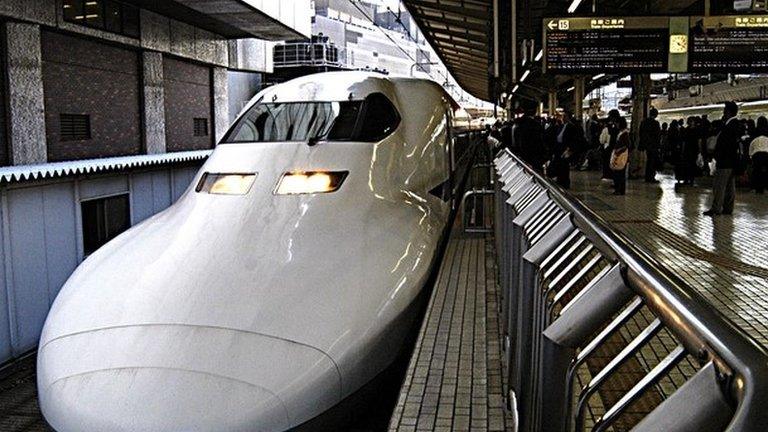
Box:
[750,135,768,157]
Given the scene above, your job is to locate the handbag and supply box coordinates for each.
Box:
[610,148,628,171]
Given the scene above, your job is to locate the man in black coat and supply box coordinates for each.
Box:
[640,107,662,183]
[704,102,742,216]
[514,108,545,171]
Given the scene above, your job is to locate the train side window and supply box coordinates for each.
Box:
[356,93,400,142]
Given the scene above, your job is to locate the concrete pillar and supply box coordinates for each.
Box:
[142,51,166,155]
[631,74,652,145]
[5,22,46,165]
[573,77,586,120]
[212,67,229,144]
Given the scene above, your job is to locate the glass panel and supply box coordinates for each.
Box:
[357,93,401,141]
[121,3,140,38]
[84,0,104,28]
[62,0,84,23]
[104,0,122,33]
[224,101,363,143]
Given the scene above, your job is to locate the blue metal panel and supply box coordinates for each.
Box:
[171,167,198,202]
[42,183,78,303]
[79,176,129,201]
[151,171,172,212]
[130,173,154,225]
[0,202,13,362]
[7,188,50,354]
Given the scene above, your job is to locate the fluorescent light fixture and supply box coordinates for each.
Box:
[512,85,520,93]
[592,73,605,80]
[196,173,257,195]
[275,171,348,195]
[568,0,583,13]
[535,49,543,61]
[521,70,531,82]
[567,86,576,92]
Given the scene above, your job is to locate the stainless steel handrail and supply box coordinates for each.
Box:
[501,148,768,430]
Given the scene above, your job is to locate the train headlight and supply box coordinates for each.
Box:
[275,171,348,195]
[196,173,257,195]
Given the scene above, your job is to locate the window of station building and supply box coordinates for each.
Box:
[81,194,130,256]
[60,114,92,141]
[193,118,209,137]
[62,0,140,39]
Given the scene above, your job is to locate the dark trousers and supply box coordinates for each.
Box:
[613,167,627,195]
[645,149,659,182]
[602,147,613,179]
[753,153,768,193]
[709,168,736,214]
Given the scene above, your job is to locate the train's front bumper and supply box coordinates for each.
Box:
[38,325,341,432]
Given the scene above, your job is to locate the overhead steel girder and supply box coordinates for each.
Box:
[406,0,490,21]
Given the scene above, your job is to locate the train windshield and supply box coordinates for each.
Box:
[223,93,400,143]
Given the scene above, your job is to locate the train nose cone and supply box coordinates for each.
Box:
[40,367,289,432]
[37,325,342,432]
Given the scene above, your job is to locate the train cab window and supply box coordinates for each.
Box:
[356,93,400,142]
[222,93,400,143]
[223,101,363,143]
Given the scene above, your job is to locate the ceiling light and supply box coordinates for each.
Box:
[535,49,543,61]
[521,70,531,82]
[568,0,583,13]
[592,73,605,80]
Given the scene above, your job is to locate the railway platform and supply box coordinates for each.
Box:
[388,155,768,431]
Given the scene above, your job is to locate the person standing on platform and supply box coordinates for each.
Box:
[704,102,742,216]
[749,116,768,194]
[610,117,630,195]
[514,108,546,171]
[640,107,662,183]
[549,111,582,189]
[600,109,622,182]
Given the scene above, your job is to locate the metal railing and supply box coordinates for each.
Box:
[494,148,768,432]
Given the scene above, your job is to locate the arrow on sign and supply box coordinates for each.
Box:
[548,20,558,30]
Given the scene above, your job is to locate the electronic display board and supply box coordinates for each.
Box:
[543,17,671,74]
[689,15,768,72]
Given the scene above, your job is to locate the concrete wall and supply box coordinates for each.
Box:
[0,164,201,362]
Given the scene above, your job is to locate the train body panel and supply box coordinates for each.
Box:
[37,72,465,431]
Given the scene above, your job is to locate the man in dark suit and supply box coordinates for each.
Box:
[514,108,545,171]
[640,107,662,183]
[704,102,742,216]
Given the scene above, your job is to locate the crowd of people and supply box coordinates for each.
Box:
[487,101,768,216]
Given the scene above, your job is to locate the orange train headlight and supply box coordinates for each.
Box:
[274,171,348,195]
[196,173,257,195]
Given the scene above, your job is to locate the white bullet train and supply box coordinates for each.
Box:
[37,72,478,432]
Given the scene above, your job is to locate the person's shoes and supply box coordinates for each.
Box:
[601,177,613,183]
[703,210,719,217]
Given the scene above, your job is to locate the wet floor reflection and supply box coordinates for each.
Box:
[570,170,768,348]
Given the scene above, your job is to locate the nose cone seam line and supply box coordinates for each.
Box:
[39,322,344,399]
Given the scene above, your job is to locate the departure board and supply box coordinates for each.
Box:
[543,17,670,74]
[689,15,768,72]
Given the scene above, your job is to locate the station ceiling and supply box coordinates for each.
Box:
[402,0,493,101]
[403,0,705,103]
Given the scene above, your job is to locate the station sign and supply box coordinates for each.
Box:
[688,15,768,72]
[543,17,671,74]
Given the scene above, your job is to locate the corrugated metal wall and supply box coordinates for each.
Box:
[0,164,200,364]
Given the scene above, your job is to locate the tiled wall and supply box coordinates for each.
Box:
[41,30,142,161]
